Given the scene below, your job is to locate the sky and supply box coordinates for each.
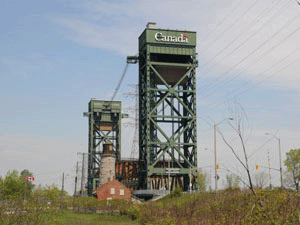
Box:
[0,0,300,194]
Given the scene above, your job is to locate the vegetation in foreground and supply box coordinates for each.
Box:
[1,188,300,224]
[127,188,300,224]
[54,211,138,225]
[2,152,300,225]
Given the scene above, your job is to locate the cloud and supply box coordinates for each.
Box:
[51,0,300,100]
[53,18,139,56]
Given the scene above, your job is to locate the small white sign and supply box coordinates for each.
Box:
[166,168,180,174]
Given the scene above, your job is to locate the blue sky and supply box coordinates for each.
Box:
[1,0,300,193]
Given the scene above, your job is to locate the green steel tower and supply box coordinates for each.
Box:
[138,23,198,191]
[84,99,122,196]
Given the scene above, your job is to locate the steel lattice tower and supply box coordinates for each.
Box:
[138,23,198,191]
[84,99,122,196]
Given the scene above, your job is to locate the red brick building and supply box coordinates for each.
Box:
[96,177,132,200]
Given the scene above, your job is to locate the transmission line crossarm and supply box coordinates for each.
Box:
[74,162,79,197]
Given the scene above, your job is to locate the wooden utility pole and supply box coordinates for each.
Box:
[74,162,79,197]
[61,172,64,200]
[268,151,272,189]
[81,153,86,197]
[214,124,217,192]
[214,118,233,192]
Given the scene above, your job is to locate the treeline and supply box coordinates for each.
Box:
[0,169,64,202]
[0,170,132,224]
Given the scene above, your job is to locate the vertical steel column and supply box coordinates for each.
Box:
[84,100,122,196]
[138,26,198,191]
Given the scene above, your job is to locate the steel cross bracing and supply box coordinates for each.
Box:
[85,100,122,196]
[138,29,198,191]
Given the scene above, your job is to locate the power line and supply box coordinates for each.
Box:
[200,13,300,98]
[199,0,289,76]
[200,51,300,112]
[200,7,300,94]
[210,44,300,109]
[199,0,295,94]
[204,0,244,37]
[200,0,261,54]
[196,42,300,120]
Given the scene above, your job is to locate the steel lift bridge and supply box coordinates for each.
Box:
[129,23,198,191]
[84,100,125,196]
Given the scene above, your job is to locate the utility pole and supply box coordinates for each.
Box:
[74,162,79,197]
[214,118,233,192]
[278,138,283,190]
[265,133,283,189]
[61,172,64,200]
[214,123,217,192]
[209,167,212,192]
[81,153,86,197]
[268,151,272,189]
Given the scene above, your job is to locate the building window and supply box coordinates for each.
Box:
[110,188,115,195]
[120,189,124,196]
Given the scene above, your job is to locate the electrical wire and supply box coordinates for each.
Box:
[201,14,300,98]
[204,0,244,37]
[200,0,261,54]
[110,63,129,101]
[199,0,289,76]
[200,51,300,112]
[199,0,295,93]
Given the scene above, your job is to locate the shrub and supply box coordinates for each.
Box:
[169,187,182,198]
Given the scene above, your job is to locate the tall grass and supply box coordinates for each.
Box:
[0,199,59,224]
[127,188,300,224]
[2,189,299,224]
[0,197,132,224]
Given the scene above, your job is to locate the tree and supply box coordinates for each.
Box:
[3,170,24,199]
[31,184,69,203]
[218,101,255,194]
[20,169,35,197]
[225,174,240,190]
[254,171,268,188]
[2,169,35,199]
[32,184,45,203]
[197,169,207,192]
[43,184,62,201]
[0,176,3,199]
[284,149,300,191]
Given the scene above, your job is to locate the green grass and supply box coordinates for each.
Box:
[53,211,139,225]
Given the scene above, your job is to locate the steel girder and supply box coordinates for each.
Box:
[139,46,198,191]
[86,100,121,196]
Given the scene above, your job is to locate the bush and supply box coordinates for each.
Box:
[169,187,182,198]
[127,189,300,224]
[71,197,132,214]
[0,199,59,224]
